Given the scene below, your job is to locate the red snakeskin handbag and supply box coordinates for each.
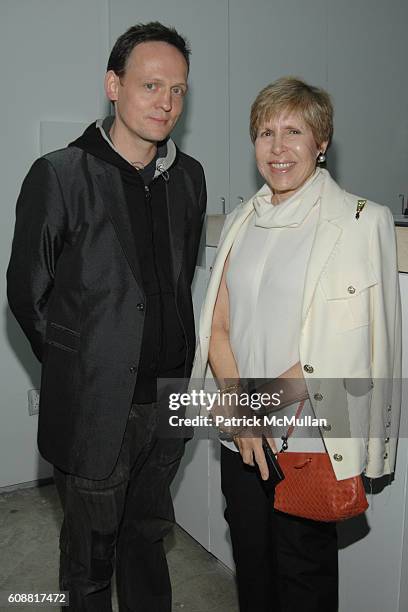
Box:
[273,401,368,522]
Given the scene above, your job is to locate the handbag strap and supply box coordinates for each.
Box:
[280,399,305,452]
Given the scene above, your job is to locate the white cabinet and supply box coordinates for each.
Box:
[337,275,408,612]
[179,262,408,612]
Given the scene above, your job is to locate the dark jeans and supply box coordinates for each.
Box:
[54,404,185,612]
[221,444,338,612]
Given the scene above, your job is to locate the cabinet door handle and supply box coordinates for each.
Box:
[219,197,226,214]
[237,196,244,204]
[399,194,406,214]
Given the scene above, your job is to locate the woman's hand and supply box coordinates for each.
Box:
[233,432,277,480]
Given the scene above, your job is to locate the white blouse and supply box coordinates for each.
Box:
[223,169,326,453]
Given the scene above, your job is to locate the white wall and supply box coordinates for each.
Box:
[228,0,328,204]
[2,8,408,610]
[327,0,408,208]
[2,1,408,609]
[1,0,230,489]
[0,0,110,488]
[108,0,230,215]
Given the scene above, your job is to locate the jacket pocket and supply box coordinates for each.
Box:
[45,321,80,352]
[320,264,378,331]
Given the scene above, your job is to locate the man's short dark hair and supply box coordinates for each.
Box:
[107,21,191,78]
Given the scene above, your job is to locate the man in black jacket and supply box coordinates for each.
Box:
[7,22,206,611]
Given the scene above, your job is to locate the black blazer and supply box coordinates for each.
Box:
[7,147,206,479]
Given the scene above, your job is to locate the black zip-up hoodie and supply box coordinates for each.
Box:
[70,117,186,403]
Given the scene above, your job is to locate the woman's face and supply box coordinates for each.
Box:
[255,110,327,204]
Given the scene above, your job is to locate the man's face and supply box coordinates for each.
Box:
[105,41,188,145]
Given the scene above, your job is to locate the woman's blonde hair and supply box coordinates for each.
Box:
[250,77,333,146]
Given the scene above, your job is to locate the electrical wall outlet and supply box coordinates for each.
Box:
[28,389,40,415]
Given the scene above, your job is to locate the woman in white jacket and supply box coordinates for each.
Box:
[192,77,401,612]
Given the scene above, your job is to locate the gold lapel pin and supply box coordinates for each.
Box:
[355,199,366,220]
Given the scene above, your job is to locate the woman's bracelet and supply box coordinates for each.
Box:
[219,383,242,394]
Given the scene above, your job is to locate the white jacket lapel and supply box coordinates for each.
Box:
[199,201,254,339]
[301,172,347,324]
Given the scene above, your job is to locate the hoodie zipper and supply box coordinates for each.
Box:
[145,166,189,379]
[147,171,189,379]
